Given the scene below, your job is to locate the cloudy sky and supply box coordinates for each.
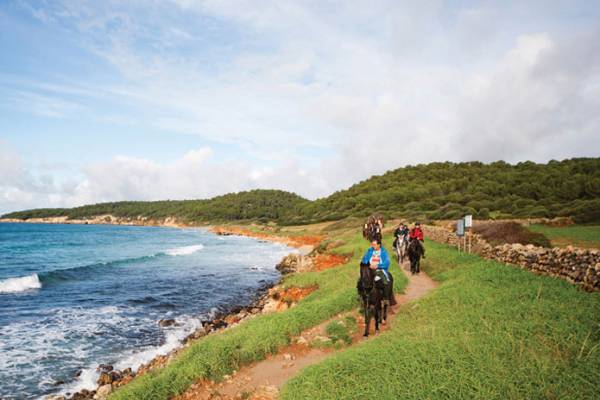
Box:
[1,1,599,214]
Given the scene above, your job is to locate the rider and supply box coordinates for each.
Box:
[409,222,425,258]
[361,239,397,305]
[394,223,409,240]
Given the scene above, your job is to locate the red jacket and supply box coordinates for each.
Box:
[410,227,424,241]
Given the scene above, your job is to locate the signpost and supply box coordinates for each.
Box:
[457,215,473,253]
[464,214,473,253]
[456,218,465,252]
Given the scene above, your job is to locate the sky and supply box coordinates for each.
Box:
[1,1,599,215]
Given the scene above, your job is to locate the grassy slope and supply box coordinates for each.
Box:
[281,241,600,400]
[109,229,408,400]
[529,224,600,249]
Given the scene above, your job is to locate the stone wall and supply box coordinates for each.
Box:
[423,225,600,292]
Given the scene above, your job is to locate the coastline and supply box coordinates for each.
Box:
[0,215,193,228]
[12,218,320,400]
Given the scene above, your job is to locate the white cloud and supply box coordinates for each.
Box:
[1,1,600,214]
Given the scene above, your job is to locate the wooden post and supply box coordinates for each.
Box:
[468,231,472,253]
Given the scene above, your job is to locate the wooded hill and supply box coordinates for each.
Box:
[3,158,600,224]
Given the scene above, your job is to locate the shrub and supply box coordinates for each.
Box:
[472,221,552,247]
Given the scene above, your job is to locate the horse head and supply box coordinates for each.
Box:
[359,262,375,290]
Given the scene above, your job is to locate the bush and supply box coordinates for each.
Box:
[473,221,552,247]
[570,199,600,223]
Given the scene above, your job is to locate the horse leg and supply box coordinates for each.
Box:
[382,302,388,324]
[374,304,380,334]
[363,305,370,337]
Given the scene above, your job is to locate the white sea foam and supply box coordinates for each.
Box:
[58,315,203,397]
[0,273,42,293]
[164,244,204,256]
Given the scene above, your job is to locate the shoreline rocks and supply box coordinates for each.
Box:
[57,278,282,400]
[276,253,315,274]
[39,223,321,400]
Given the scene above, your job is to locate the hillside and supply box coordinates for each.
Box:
[3,158,600,224]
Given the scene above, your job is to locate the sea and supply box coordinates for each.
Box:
[0,222,294,399]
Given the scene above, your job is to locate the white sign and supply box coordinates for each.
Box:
[456,219,465,236]
[464,214,473,228]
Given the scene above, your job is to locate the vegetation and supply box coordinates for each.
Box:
[109,229,409,400]
[281,241,600,400]
[324,316,357,346]
[472,221,552,247]
[528,224,600,249]
[3,158,600,224]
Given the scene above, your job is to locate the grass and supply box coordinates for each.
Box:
[325,316,357,346]
[281,241,600,400]
[109,229,408,400]
[528,224,600,249]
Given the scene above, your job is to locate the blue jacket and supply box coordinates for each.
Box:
[361,246,390,271]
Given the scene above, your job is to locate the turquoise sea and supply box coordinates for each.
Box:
[0,223,293,399]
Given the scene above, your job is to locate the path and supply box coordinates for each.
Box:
[175,261,438,400]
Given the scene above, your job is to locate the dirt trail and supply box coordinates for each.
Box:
[175,261,438,400]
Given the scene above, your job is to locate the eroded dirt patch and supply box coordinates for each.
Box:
[210,226,323,249]
[313,253,349,270]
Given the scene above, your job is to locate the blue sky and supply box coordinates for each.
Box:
[1,1,599,214]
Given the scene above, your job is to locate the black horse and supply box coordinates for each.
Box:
[407,239,424,274]
[357,262,389,337]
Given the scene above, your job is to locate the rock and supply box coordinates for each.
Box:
[158,318,176,327]
[71,389,95,400]
[109,370,122,382]
[114,374,133,387]
[94,384,112,399]
[276,254,314,274]
[96,364,113,373]
[97,372,113,386]
[212,319,228,330]
[283,353,293,361]
[296,336,308,345]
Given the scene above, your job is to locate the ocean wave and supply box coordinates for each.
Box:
[163,244,204,256]
[0,273,42,294]
[57,314,203,398]
[38,244,205,284]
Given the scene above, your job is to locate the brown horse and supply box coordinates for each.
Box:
[357,262,386,337]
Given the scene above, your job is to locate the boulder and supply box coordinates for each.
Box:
[158,318,176,327]
[276,254,314,274]
[94,384,112,400]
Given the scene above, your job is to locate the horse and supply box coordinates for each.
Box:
[407,239,424,274]
[357,262,389,337]
[393,233,409,264]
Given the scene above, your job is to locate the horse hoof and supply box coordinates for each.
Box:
[375,329,380,335]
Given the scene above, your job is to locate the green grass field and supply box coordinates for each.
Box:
[281,241,600,400]
[529,224,600,249]
[109,230,408,400]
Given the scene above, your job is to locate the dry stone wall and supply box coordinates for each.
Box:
[423,225,600,292]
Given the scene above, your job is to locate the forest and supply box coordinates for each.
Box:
[3,158,600,224]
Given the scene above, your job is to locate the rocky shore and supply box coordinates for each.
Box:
[45,228,322,400]
[0,215,190,228]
